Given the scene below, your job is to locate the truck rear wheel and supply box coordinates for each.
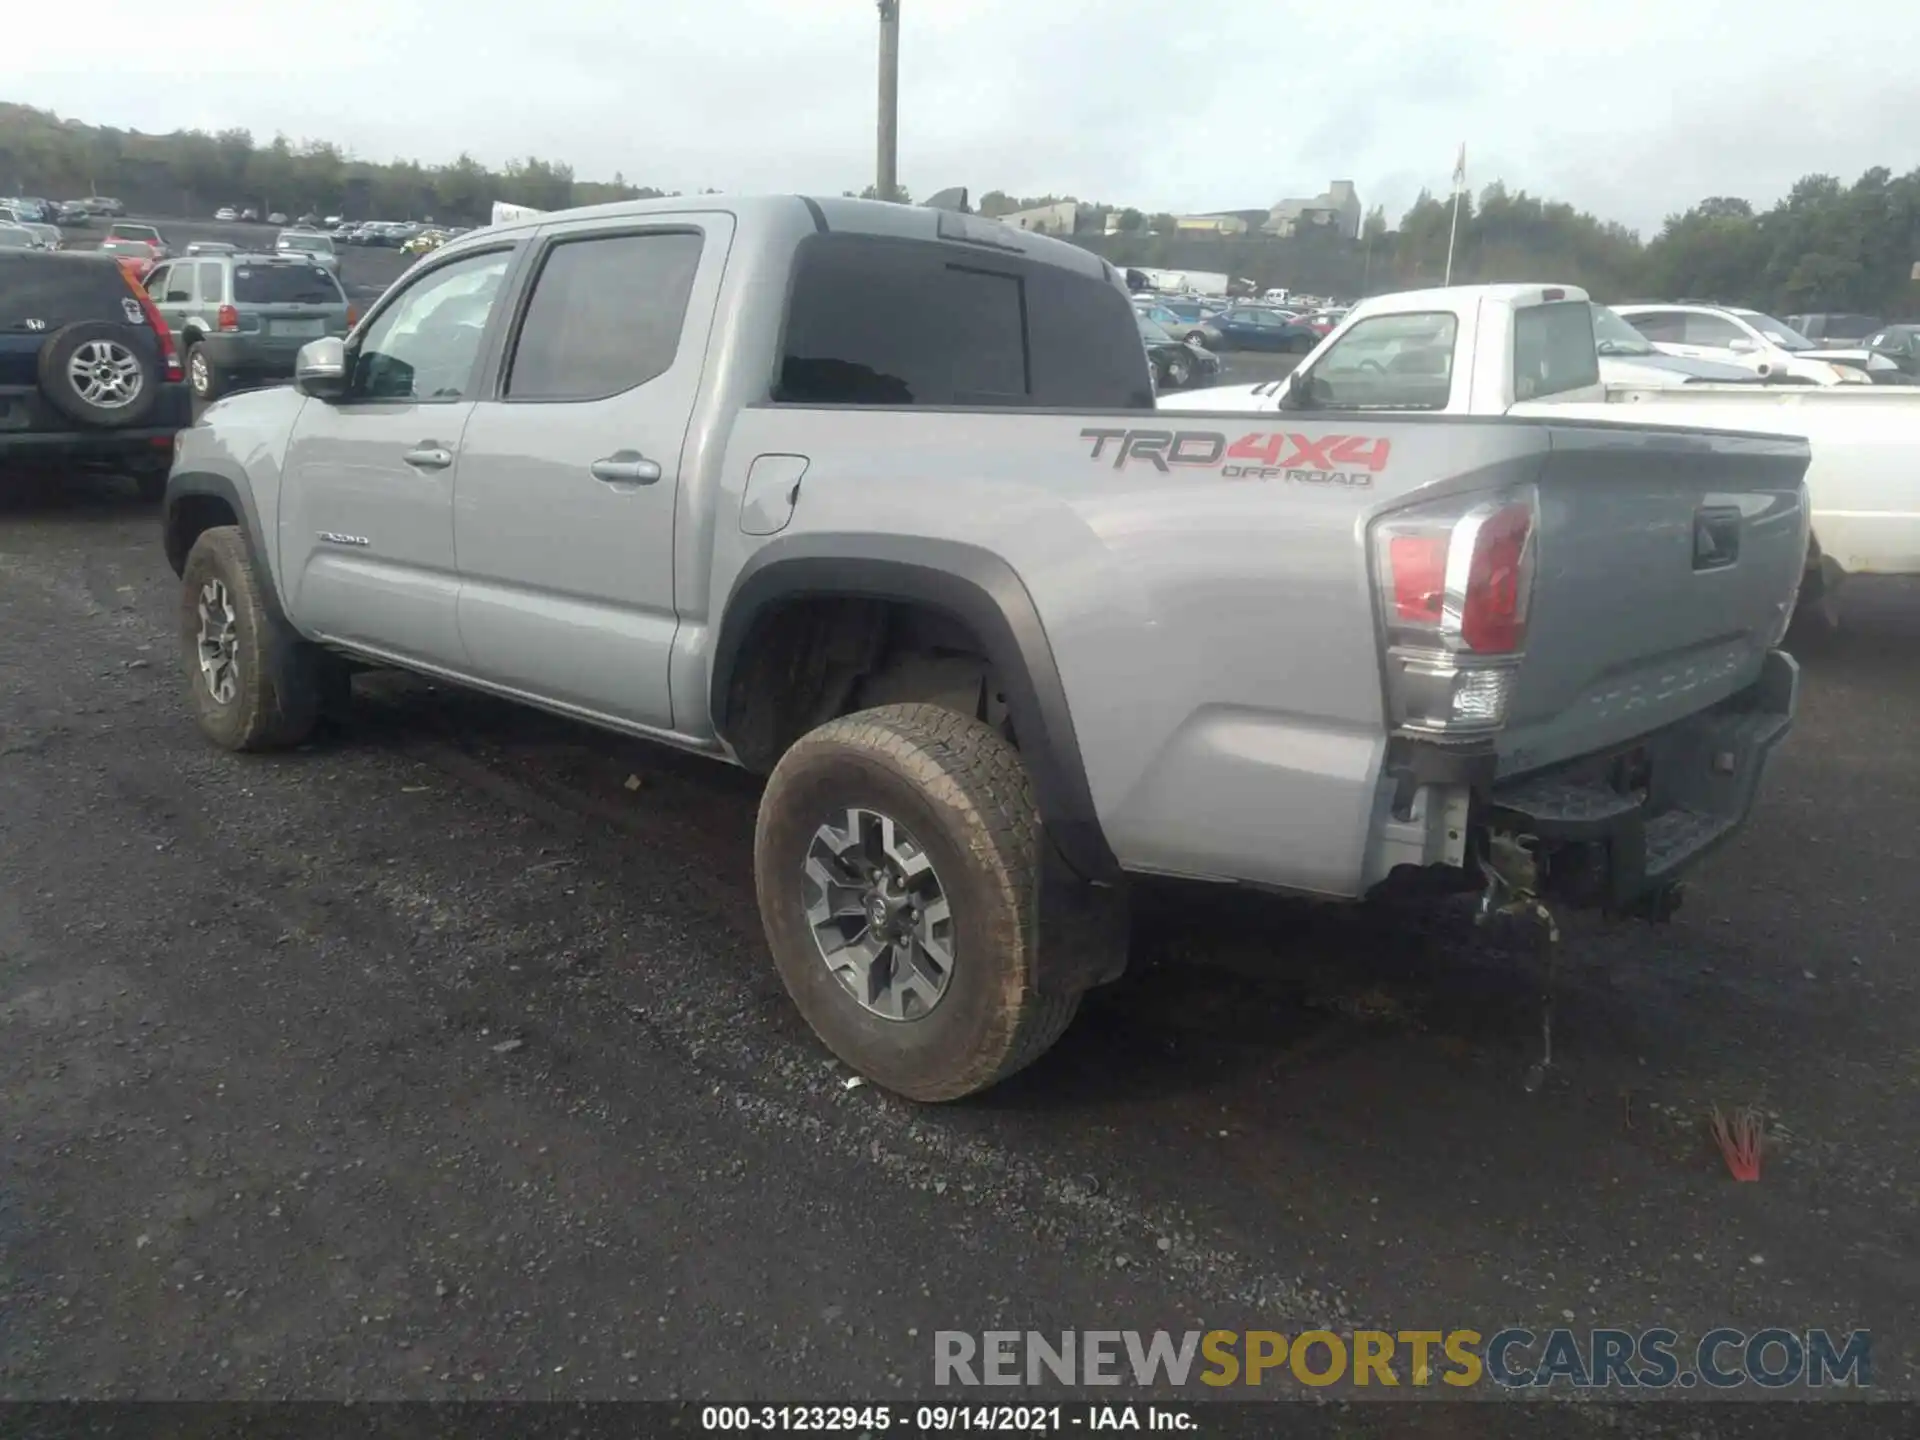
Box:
[754,703,1081,1102]
[179,525,322,751]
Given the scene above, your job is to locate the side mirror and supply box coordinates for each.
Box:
[293,336,349,400]
[1278,366,1315,410]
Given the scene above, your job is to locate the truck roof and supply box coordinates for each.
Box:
[1355,282,1590,313]
[463,193,1119,285]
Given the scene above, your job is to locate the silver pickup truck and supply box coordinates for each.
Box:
[161,195,1809,1101]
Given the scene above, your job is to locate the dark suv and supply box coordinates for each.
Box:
[0,249,191,497]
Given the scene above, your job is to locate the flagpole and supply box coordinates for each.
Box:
[1444,188,1461,286]
[1444,143,1464,286]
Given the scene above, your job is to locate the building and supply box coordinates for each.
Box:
[1265,181,1361,240]
[1173,212,1251,236]
[997,201,1080,236]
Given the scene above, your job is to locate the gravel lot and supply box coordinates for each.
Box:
[3,219,1915,1417]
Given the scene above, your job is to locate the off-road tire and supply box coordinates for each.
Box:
[179,525,322,751]
[755,703,1081,1102]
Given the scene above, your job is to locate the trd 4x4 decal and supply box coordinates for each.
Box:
[1080,428,1390,486]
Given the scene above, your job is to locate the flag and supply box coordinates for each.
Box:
[1451,144,1467,195]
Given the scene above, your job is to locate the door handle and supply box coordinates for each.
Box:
[590,451,662,486]
[403,445,453,470]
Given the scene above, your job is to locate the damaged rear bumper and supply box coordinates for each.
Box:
[1485,649,1798,912]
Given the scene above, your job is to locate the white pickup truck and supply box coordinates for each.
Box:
[1175,284,1920,601]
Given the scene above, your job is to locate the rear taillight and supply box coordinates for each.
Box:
[119,267,182,383]
[1372,488,1538,738]
[217,304,239,332]
[346,305,359,328]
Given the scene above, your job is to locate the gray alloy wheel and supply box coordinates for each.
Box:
[189,346,212,398]
[1166,353,1193,387]
[67,339,144,409]
[195,577,240,705]
[803,806,956,1021]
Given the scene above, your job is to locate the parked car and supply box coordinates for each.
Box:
[1176,281,1920,612]
[0,224,36,250]
[240,208,259,223]
[1785,313,1882,344]
[266,211,289,226]
[55,201,93,225]
[0,248,189,497]
[296,212,322,228]
[105,221,170,260]
[81,196,125,217]
[329,223,358,243]
[1613,302,1894,385]
[1863,323,1920,378]
[401,228,450,256]
[1201,305,1320,352]
[1590,303,1770,384]
[214,207,239,222]
[1138,316,1220,390]
[162,198,1805,1101]
[1131,297,1222,346]
[274,229,341,273]
[0,205,61,250]
[144,251,355,401]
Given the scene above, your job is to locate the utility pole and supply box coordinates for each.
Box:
[876,0,900,202]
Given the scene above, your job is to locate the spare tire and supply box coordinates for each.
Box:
[36,320,160,428]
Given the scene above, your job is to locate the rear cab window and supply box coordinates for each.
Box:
[1512,299,1599,400]
[1305,311,1459,409]
[233,264,345,305]
[775,233,1151,408]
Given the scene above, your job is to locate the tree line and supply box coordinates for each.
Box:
[4,103,1915,315]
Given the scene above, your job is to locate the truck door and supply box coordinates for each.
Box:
[277,244,518,668]
[452,212,734,731]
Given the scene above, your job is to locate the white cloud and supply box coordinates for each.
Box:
[11,0,1920,234]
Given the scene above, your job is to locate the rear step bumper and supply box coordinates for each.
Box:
[1485,649,1798,912]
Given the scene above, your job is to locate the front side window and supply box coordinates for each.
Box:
[351,249,512,401]
[506,231,703,400]
[1680,313,1750,347]
[1304,311,1458,409]
[144,264,172,299]
[1620,310,1685,344]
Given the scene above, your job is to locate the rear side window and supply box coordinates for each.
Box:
[0,254,142,328]
[776,233,1150,408]
[506,230,704,400]
[233,264,344,304]
[1512,300,1599,400]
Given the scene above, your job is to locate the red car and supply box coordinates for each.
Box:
[1294,309,1349,337]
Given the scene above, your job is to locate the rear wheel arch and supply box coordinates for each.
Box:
[711,537,1119,882]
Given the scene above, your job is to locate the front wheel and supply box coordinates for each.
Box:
[179,526,323,751]
[754,704,1082,1101]
[1165,353,1193,388]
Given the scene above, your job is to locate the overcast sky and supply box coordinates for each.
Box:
[13,0,1920,236]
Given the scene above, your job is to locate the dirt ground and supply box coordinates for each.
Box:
[1,443,1914,1420]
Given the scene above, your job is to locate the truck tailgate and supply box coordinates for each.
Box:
[1497,420,1808,778]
